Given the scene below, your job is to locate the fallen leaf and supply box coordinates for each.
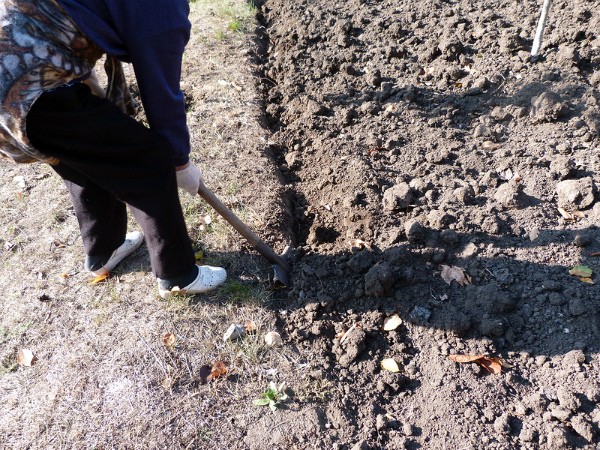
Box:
[477,357,502,375]
[17,349,37,367]
[209,361,228,380]
[490,357,513,369]
[89,273,109,284]
[350,239,370,250]
[557,207,573,219]
[244,321,257,333]
[162,333,177,348]
[194,250,203,263]
[339,323,361,344]
[59,272,70,279]
[448,354,510,375]
[383,314,402,331]
[590,252,600,257]
[580,277,595,285]
[569,265,593,278]
[448,354,485,363]
[440,265,471,286]
[381,358,400,373]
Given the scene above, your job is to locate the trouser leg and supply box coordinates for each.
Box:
[26,83,196,280]
[51,162,127,260]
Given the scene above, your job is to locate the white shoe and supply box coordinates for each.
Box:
[90,231,144,276]
[158,265,227,299]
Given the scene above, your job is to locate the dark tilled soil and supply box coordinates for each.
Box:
[252,0,600,448]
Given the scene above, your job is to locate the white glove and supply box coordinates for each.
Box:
[176,163,203,196]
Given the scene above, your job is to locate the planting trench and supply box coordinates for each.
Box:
[249,0,600,448]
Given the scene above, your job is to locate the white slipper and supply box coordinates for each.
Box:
[158,265,227,299]
[90,231,144,276]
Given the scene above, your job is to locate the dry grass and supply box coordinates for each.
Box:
[0,2,296,448]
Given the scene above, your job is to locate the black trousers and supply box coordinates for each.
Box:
[26,83,195,280]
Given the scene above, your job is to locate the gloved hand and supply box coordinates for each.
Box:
[176,163,203,196]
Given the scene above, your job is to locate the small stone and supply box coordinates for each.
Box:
[347,251,376,274]
[478,319,506,337]
[570,414,595,442]
[264,331,283,347]
[529,227,540,241]
[561,350,585,369]
[405,219,425,243]
[383,182,414,212]
[460,242,478,257]
[410,306,432,323]
[364,263,395,297]
[546,425,569,449]
[557,387,581,412]
[574,233,592,247]
[550,405,571,422]
[569,297,588,317]
[549,156,575,180]
[427,209,454,229]
[285,151,301,169]
[453,186,474,204]
[519,425,537,442]
[402,422,414,436]
[548,292,566,306]
[473,124,493,138]
[376,414,387,430]
[223,324,244,342]
[494,181,524,208]
[531,91,569,123]
[493,413,511,434]
[556,177,596,209]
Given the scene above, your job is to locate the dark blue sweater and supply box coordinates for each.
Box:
[58,0,192,166]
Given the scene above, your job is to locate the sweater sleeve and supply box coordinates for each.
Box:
[128,26,190,166]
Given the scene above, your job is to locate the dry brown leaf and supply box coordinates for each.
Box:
[17,349,37,367]
[448,354,510,375]
[244,321,257,333]
[489,357,513,369]
[208,361,228,380]
[440,265,471,286]
[478,358,502,374]
[339,323,361,344]
[383,314,402,331]
[557,208,585,221]
[557,207,572,219]
[569,265,593,278]
[89,273,109,284]
[350,239,370,250]
[162,333,177,348]
[448,354,485,363]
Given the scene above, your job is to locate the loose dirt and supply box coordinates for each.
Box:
[2,0,600,449]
